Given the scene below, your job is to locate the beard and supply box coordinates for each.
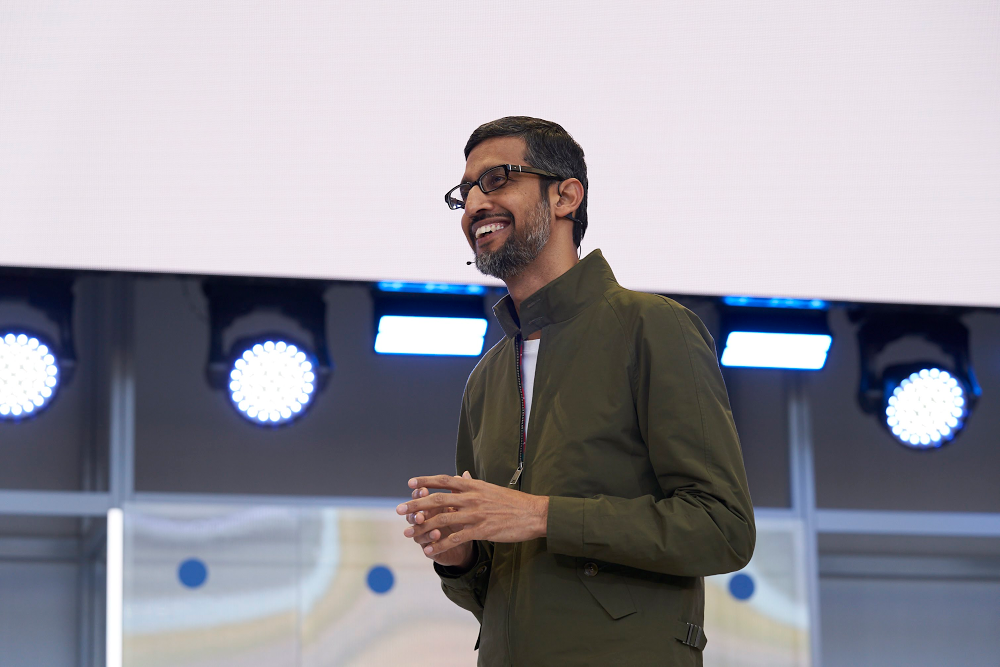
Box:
[473,199,551,281]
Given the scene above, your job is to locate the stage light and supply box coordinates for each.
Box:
[375,316,487,356]
[720,331,832,370]
[377,281,486,296]
[228,337,317,425]
[882,365,968,449]
[372,284,489,357]
[718,303,832,370]
[0,331,60,420]
[856,310,980,449]
[203,279,334,428]
[0,274,76,421]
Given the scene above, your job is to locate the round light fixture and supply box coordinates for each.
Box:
[228,338,316,426]
[0,331,60,421]
[884,366,968,449]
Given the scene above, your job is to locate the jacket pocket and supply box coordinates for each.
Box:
[576,560,637,620]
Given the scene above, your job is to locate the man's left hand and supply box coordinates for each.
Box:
[397,472,549,557]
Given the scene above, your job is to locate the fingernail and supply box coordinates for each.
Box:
[404,528,413,537]
[423,545,433,554]
[408,478,417,487]
[396,503,407,513]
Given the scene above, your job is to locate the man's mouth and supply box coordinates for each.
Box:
[473,220,510,242]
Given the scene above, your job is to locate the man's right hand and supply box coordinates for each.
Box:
[403,473,476,570]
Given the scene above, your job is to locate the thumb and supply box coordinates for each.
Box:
[462,470,472,479]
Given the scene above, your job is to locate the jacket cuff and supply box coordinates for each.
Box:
[546,496,587,557]
[434,541,490,589]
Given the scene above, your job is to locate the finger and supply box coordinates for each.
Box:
[404,523,439,540]
[407,508,456,536]
[406,475,467,492]
[406,508,465,537]
[423,527,473,557]
[410,509,469,537]
[462,470,472,479]
[397,491,466,516]
[414,528,442,544]
[408,503,449,525]
[405,516,440,539]
[420,522,467,545]
[407,510,429,525]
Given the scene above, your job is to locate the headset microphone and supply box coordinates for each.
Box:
[467,261,474,265]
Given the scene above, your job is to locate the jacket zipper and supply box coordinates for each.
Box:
[509,332,526,486]
[507,332,526,665]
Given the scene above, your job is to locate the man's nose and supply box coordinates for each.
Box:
[464,183,491,214]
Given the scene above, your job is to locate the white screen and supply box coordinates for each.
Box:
[2,1,998,307]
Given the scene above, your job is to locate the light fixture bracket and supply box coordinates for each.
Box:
[202,278,333,392]
[854,310,980,417]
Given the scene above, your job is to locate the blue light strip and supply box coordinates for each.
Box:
[720,331,832,370]
[374,316,488,356]
[723,296,828,310]
[377,281,486,296]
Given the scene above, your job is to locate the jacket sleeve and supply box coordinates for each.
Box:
[546,297,756,577]
[433,387,495,621]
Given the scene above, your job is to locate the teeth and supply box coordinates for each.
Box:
[475,222,507,239]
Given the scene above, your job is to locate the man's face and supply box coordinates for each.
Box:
[460,136,552,281]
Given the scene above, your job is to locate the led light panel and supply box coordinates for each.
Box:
[374,316,487,356]
[377,282,486,296]
[885,368,967,449]
[720,331,832,370]
[230,340,316,425]
[723,296,828,310]
[0,332,59,420]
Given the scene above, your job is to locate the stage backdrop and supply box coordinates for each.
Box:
[2,1,998,308]
[121,502,810,667]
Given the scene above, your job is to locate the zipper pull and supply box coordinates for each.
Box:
[509,462,523,486]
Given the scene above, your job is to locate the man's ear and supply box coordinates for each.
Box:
[553,178,584,220]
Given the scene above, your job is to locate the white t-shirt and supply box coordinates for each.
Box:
[522,338,540,440]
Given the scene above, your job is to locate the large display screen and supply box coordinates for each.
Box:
[2,2,998,307]
[122,502,810,667]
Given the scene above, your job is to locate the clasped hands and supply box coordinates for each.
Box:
[397,471,549,569]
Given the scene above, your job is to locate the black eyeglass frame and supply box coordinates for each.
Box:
[444,164,565,210]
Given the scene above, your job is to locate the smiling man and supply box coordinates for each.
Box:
[397,116,756,666]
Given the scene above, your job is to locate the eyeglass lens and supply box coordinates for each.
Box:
[478,165,508,194]
[449,165,510,209]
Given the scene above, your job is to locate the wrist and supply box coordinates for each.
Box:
[458,541,478,569]
[535,495,550,538]
[435,541,478,577]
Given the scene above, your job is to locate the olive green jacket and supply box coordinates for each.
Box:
[435,249,755,666]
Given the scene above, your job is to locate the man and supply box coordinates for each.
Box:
[397,117,755,666]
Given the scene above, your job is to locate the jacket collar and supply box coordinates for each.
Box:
[492,249,618,339]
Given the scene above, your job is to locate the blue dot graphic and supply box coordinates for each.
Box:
[367,565,394,594]
[178,558,208,589]
[729,573,755,600]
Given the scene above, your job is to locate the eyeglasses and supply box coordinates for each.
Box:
[445,164,565,210]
